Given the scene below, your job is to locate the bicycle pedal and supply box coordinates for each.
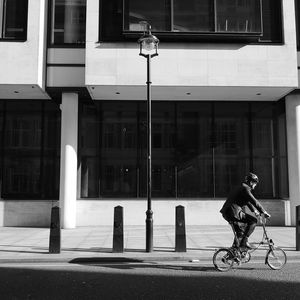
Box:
[241,251,247,257]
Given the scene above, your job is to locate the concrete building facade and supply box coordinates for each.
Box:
[0,0,300,228]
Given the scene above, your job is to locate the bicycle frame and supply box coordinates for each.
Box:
[249,215,274,253]
[213,215,287,271]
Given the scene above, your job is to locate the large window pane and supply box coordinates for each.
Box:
[151,103,175,197]
[3,102,42,198]
[100,103,138,197]
[251,103,274,197]
[296,0,300,49]
[124,0,170,31]
[177,103,212,197]
[103,0,281,43]
[260,0,282,42]
[1,101,60,199]
[1,0,28,40]
[80,104,100,198]
[50,0,86,45]
[42,102,61,199]
[79,100,288,199]
[173,0,213,32]
[214,103,250,197]
[216,0,262,33]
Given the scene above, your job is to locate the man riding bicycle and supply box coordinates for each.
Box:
[220,173,271,249]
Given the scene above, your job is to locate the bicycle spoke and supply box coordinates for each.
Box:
[213,249,234,272]
[266,247,287,270]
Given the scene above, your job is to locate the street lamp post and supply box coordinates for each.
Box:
[138,22,159,252]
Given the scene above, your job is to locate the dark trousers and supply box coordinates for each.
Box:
[222,210,258,240]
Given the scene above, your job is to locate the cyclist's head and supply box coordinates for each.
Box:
[244,172,259,189]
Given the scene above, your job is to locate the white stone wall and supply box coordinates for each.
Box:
[0,0,47,88]
[76,199,286,226]
[86,0,298,93]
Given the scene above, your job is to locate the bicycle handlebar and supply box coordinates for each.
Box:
[258,214,270,225]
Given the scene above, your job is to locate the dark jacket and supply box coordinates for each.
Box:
[220,183,265,221]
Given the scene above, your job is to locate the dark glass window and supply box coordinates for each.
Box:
[260,0,282,43]
[79,100,288,199]
[50,0,86,45]
[123,0,261,34]
[250,102,288,198]
[124,0,170,31]
[100,0,282,43]
[0,100,60,199]
[151,103,176,197]
[176,103,212,197]
[296,0,300,49]
[215,0,262,33]
[173,0,213,32]
[213,103,250,197]
[80,102,139,198]
[0,0,28,40]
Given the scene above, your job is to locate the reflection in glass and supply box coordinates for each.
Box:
[124,0,170,31]
[177,103,212,197]
[50,0,86,44]
[173,0,213,32]
[214,103,250,196]
[216,0,262,33]
[1,0,28,39]
[251,103,275,198]
[79,101,288,199]
[0,101,60,199]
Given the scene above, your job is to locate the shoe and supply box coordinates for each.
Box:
[240,237,251,249]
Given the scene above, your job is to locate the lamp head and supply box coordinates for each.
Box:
[138,22,159,57]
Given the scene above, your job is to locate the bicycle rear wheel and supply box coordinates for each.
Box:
[266,247,287,270]
[213,248,234,272]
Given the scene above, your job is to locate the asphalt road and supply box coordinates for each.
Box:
[0,258,299,300]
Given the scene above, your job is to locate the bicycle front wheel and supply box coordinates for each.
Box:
[266,247,287,270]
[213,248,234,272]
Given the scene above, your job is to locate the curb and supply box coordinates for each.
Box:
[1,253,299,264]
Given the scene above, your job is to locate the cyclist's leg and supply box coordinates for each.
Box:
[231,222,244,247]
[240,213,258,247]
[222,211,244,247]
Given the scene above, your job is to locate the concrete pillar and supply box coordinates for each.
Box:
[286,94,300,226]
[59,93,78,228]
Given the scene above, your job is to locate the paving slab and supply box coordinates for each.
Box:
[0,225,299,263]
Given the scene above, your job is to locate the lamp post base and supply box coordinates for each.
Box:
[146,210,153,252]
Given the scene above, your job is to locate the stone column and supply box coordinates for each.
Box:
[286,93,300,226]
[59,93,78,228]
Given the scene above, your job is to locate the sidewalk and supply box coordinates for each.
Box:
[0,225,298,263]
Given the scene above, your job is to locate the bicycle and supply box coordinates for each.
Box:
[213,215,287,271]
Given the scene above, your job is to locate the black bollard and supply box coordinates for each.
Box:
[49,206,61,254]
[113,206,124,253]
[175,205,186,252]
[297,206,300,251]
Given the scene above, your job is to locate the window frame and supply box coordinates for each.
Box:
[99,0,283,44]
[122,0,263,42]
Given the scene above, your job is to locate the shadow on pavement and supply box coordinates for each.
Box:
[0,262,299,300]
